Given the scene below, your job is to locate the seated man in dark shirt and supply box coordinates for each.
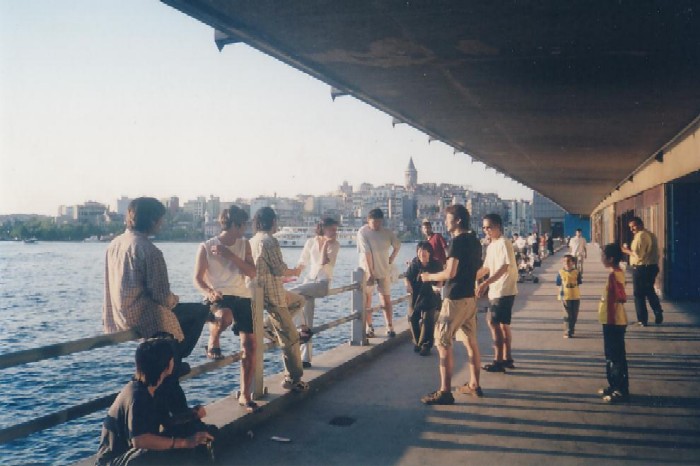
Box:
[96,339,215,466]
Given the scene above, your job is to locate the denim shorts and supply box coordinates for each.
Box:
[489,295,515,325]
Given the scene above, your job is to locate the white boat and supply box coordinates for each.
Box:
[83,235,100,242]
[273,226,357,248]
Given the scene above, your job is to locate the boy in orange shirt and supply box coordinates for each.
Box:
[556,255,582,338]
[598,243,629,403]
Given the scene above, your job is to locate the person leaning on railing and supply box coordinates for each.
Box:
[103,197,210,415]
[95,339,216,466]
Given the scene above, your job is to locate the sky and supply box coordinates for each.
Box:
[0,0,532,216]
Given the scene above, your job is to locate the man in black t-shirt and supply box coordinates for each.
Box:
[96,339,214,466]
[419,204,483,405]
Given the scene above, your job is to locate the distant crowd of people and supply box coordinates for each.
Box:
[95,196,661,464]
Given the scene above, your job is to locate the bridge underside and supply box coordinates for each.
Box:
[162,0,700,214]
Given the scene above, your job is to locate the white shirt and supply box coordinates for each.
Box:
[298,236,339,283]
[484,236,519,299]
[201,237,252,298]
[357,225,401,279]
[514,237,527,250]
[569,236,587,257]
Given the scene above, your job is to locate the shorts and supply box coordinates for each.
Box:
[212,295,253,335]
[365,274,392,296]
[434,297,477,347]
[489,295,515,325]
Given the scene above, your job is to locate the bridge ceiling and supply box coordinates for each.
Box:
[162,0,700,214]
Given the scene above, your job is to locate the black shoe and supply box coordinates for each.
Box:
[482,361,506,373]
[414,345,421,353]
[419,345,431,356]
[597,386,614,397]
[655,313,663,325]
[302,361,312,369]
[421,390,454,405]
[503,359,516,369]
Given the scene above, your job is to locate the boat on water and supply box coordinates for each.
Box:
[23,237,38,244]
[274,226,357,247]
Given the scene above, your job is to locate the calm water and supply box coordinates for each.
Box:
[0,240,415,465]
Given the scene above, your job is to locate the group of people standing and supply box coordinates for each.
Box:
[94,195,664,463]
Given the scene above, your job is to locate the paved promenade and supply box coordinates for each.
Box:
[217,244,700,465]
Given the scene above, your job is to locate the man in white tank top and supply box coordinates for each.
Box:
[194,206,261,411]
[289,217,340,368]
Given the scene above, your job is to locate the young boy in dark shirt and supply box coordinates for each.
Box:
[405,241,443,356]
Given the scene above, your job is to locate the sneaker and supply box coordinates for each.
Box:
[655,313,664,325]
[419,345,431,356]
[302,361,312,369]
[282,378,309,392]
[386,328,396,338]
[482,361,506,373]
[602,390,629,403]
[366,326,375,337]
[597,386,614,397]
[637,321,648,327]
[503,359,516,369]
[421,390,454,405]
[413,345,421,353]
[458,383,484,397]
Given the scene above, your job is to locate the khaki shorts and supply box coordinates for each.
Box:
[435,297,477,347]
[364,274,392,296]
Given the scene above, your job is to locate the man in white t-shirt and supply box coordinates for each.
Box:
[476,213,519,373]
[357,208,401,337]
[568,228,588,277]
[289,217,340,368]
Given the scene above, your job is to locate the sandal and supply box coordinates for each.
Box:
[205,346,224,360]
[240,400,262,413]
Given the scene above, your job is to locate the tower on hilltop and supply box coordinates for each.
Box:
[405,157,417,190]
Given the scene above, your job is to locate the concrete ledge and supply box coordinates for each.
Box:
[74,320,411,465]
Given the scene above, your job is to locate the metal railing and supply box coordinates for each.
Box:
[0,268,408,444]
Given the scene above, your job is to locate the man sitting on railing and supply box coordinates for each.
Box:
[96,339,215,466]
[103,197,211,416]
[288,217,340,369]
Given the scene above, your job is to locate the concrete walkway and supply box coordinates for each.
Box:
[216,245,700,465]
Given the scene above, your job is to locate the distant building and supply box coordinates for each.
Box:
[116,196,132,216]
[533,192,566,236]
[405,157,417,190]
[75,201,108,225]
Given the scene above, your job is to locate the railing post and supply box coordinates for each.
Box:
[350,267,367,346]
[251,280,267,399]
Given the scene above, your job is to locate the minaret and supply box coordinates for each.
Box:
[405,157,417,190]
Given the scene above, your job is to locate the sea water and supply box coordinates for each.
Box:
[0,240,416,465]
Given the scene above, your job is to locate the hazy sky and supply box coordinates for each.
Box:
[0,1,532,216]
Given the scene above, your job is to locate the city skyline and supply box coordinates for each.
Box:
[0,1,532,217]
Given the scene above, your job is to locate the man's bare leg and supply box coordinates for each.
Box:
[240,332,256,403]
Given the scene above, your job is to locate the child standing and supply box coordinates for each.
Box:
[404,241,443,356]
[556,255,582,338]
[598,243,630,403]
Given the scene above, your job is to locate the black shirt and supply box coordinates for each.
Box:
[443,231,482,300]
[96,380,161,465]
[405,257,443,310]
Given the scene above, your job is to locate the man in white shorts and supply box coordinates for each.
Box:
[357,208,401,337]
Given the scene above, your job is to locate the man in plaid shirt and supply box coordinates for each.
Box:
[249,207,309,391]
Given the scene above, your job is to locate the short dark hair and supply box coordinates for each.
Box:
[316,217,339,236]
[629,216,644,228]
[421,220,432,227]
[253,206,277,232]
[445,204,470,229]
[368,208,384,220]
[127,197,166,234]
[416,240,434,257]
[603,243,623,266]
[564,254,576,263]
[219,205,249,231]
[483,213,503,229]
[576,228,582,233]
[135,339,174,387]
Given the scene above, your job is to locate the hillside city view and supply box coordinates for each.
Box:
[0,158,566,242]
